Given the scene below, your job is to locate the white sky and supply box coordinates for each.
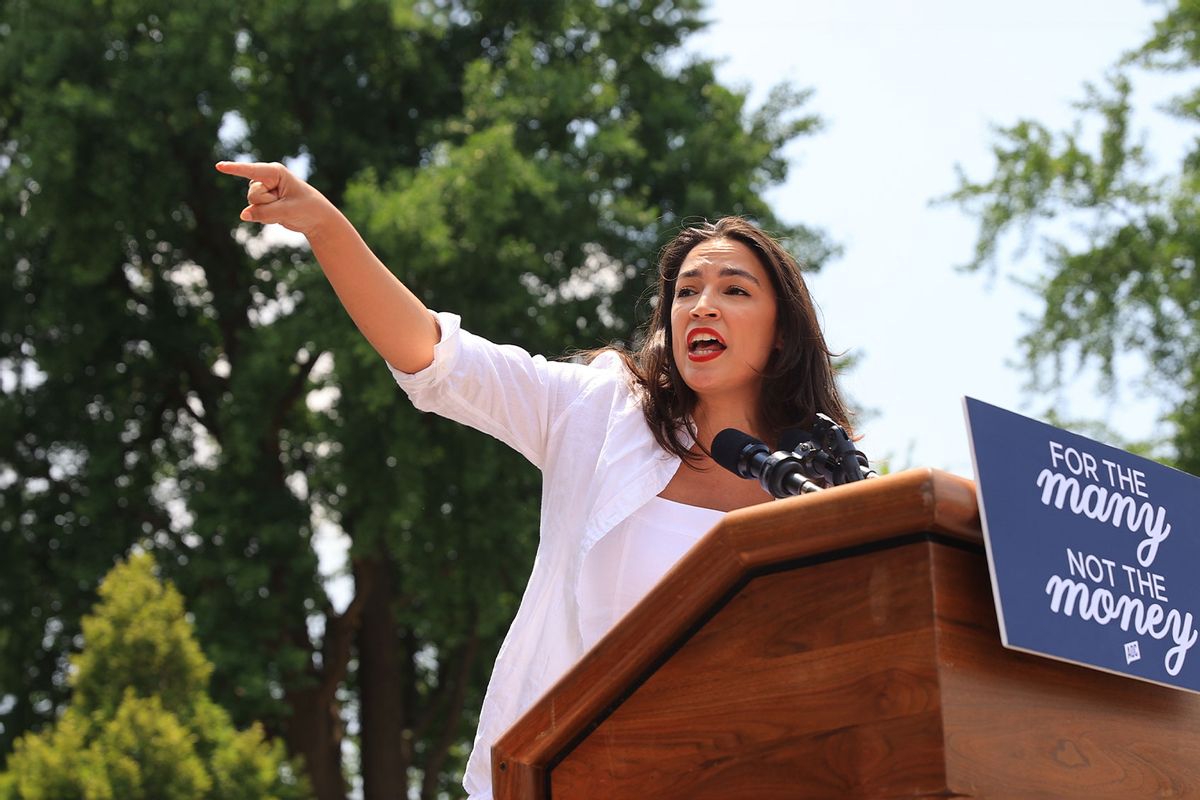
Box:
[690,0,1187,476]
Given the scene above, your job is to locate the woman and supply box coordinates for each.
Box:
[215,160,851,799]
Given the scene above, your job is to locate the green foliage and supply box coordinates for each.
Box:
[71,551,212,720]
[0,554,306,800]
[949,0,1200,475]
[0,0,830,796]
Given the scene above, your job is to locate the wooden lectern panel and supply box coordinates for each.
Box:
[549,539,953,798]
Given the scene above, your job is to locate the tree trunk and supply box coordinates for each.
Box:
[358,552,409,800]
[284,682,346,800]
[420,615,481,800]
[283,581,370,800]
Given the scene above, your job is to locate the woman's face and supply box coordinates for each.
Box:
[669,238,779,404]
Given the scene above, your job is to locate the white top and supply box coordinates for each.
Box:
[578,496,724,651]
[388,311,701,800]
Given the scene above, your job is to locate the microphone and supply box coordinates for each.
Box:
[711,428,824,498]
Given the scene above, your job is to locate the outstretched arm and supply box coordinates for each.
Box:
[214,160,438,373]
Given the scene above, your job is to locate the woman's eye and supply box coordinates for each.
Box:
[676,287,696,297]
[726,286,749,295]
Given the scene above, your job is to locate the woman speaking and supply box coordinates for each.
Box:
[216,159,852,799]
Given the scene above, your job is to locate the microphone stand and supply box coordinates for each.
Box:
[780,414,879,489]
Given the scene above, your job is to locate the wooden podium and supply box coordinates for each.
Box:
[491,469,1200,799]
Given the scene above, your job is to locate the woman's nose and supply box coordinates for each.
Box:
[689,290,719,318]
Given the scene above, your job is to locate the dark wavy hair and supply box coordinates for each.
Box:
[606,217,852,464]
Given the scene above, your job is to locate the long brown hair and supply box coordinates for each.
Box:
[604,217,852,463]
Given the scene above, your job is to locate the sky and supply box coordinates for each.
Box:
[688,0,1188,476]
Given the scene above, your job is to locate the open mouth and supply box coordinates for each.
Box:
[687,328,727,360]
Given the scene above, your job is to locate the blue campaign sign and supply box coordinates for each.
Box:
[964,397,1200,693]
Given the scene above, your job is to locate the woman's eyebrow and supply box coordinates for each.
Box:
[678,265,762,286]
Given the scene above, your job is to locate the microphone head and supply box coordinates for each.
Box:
[711,428,764,478]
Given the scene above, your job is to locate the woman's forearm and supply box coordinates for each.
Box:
[307,209,439,373]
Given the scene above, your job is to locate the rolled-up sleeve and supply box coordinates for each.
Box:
[387,311,466,390]
[388,311,611,470]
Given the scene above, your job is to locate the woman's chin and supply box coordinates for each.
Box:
[681,368,765,407]
[680,370,729,397]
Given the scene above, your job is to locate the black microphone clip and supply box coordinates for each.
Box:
[781,414,878,485]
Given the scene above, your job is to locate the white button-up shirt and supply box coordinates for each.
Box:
[389,312,689,800]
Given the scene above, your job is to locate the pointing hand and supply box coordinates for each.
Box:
[214,160,336,238]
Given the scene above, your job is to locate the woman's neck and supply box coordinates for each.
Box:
[691,397,771,453]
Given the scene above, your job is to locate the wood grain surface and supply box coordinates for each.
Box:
[548,542,950,799]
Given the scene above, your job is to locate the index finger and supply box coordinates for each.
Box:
[215,161,282,186]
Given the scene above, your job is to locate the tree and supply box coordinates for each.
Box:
[0,553,305,800]
[949,0,1200,475]
[0,1,832,797]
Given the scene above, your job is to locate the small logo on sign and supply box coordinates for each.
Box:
[1124,641,1142,664]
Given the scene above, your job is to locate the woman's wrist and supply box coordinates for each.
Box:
[304,199,351,247]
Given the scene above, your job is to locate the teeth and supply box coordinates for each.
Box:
[689,336,725,351]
